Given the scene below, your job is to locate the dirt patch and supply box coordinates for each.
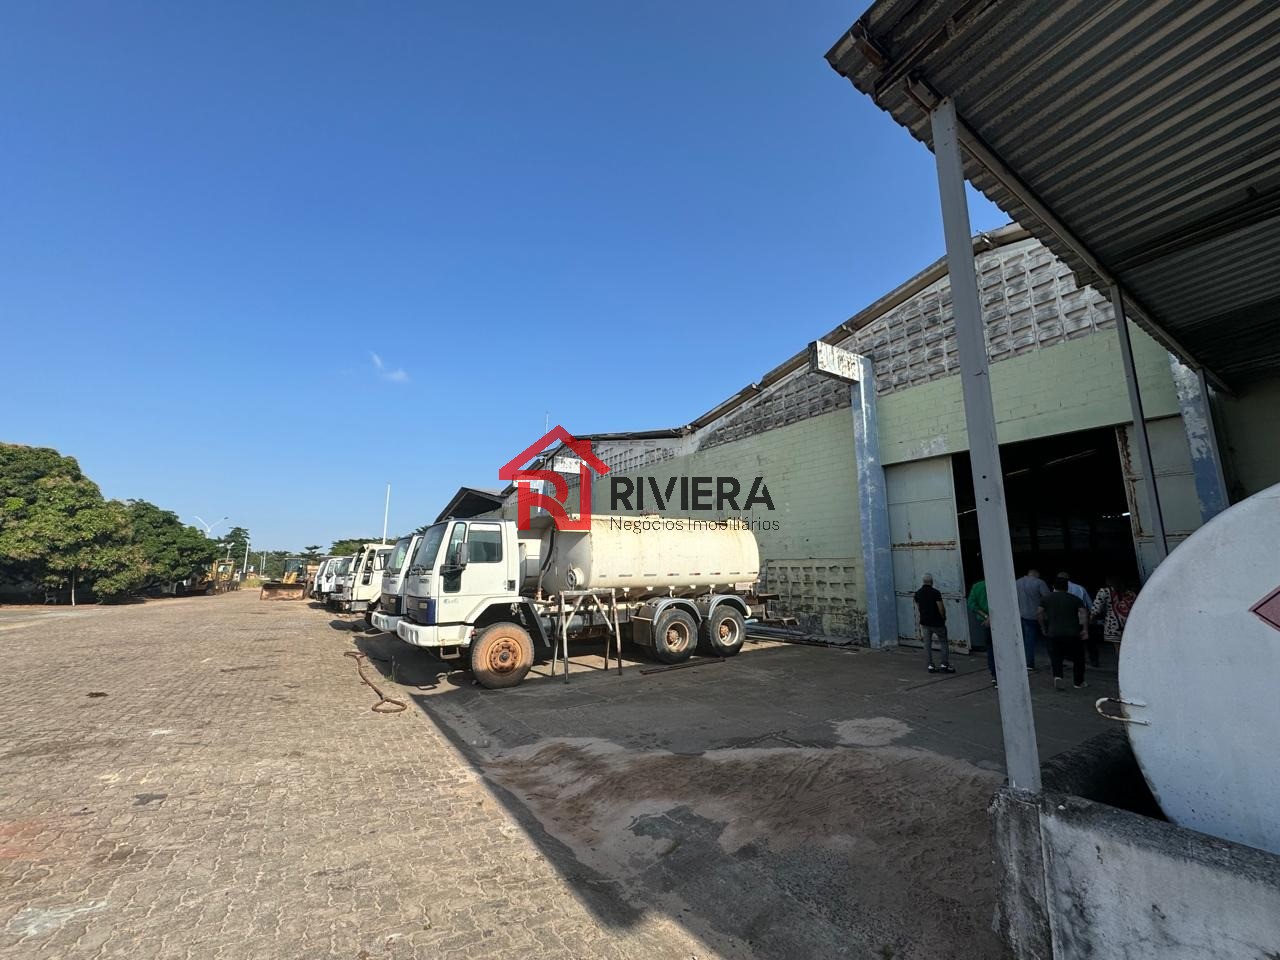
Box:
[832,716,912,746]
[486,737,1007,959]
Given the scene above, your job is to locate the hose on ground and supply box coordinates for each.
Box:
[343,650,407,713]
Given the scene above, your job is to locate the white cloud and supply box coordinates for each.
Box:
[370,351,409,384]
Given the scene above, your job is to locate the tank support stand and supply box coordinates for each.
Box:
[552,589,624,683]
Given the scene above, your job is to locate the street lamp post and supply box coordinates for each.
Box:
[193,515,229,536]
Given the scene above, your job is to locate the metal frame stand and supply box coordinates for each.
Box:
[931,97,1041,792]
[552,589,624,684]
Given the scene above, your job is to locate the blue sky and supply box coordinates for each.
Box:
[2,2,1006,551]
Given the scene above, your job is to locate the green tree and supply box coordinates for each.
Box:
[0,465,145,604]
[330,537,379,556]
[218,525,250,564]
[127,500,219,587]
[303,544,322,561]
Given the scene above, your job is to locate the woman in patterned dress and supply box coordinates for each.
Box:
[1092,575,1137,644]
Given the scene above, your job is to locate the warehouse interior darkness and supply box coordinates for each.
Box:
[953,426,1139,596]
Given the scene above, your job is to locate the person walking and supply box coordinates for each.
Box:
[1039,576,1089,690]
[967,578,995,686]
[1092,575,1137,645]
[914,573,954,674]
[1058,571,1099,667]
[1015,567,1049,670]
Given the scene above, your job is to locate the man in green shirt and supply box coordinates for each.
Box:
[967,579,994,687]
[1038,577,1089,690]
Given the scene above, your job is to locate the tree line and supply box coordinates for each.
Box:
[3,444,236,604]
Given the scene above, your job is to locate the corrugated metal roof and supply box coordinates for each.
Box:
[826,0,1280,389]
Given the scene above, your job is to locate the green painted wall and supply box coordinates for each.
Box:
[590,410,866,637]
[877,325,1179,464]
[1218,378,1280,499]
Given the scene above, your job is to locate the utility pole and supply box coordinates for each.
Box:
[242,542,250,579]
[382,483,391,544]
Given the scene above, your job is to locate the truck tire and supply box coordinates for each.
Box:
[364,600,379,629]
[701,606,745,657]
[652,609,697,664]
[470,623,535,689]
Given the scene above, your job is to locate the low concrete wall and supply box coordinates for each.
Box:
[994,733,1280,959]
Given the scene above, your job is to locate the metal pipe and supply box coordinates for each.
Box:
[1112,285,1168,566]
[931,97,1041,793]
[382,483,391,544]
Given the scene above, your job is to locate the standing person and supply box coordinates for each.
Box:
[914,573,954,674]
[1015,567,1049,671]
[1092,575,1137,645]
[1039,577,1089,690]
[967,578,995,687]
[1059,571,1099,667]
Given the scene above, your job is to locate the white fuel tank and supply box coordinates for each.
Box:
[1119,482,1280,854]
[521,515,760,600]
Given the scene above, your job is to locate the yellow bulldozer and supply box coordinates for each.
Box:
[260,557,309,601]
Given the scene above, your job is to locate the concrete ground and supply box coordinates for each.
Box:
[0,593,1116,960]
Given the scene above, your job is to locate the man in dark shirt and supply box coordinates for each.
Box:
[914,573,953,674]
[1038,577,1089,690]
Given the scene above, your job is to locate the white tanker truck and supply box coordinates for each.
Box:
[369,532,423,634]
[396,514,760,688]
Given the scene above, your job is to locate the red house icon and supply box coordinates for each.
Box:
[499,426,611,531]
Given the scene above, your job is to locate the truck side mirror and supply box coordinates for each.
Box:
[453,542,469,568]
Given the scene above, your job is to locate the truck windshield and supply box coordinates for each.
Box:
[387,537,412,573]
[408,523,447,574]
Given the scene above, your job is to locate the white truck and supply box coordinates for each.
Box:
[314,556,348,602]
[369,532,423,634]
[396,514,760,688]
[310,558,336,599]
[328,543,392,614]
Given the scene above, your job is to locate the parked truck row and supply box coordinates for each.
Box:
[289,513,761,690]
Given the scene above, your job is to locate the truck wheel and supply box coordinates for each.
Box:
[471,623,535,689]
[652,609,696,664]
[701,606,745,657]
[364,600,379,629]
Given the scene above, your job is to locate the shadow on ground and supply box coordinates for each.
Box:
[338,619,1119,960]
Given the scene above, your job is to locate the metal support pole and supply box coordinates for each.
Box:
[850,357,897,649]
[931,98,1040,792]
[1169,356,1229,524]
[382,483,391,544]
[1111,285,1168,564]
[807,341,896,649]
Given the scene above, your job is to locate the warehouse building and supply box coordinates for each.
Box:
[462,223,1278,650]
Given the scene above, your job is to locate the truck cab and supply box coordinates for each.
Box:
[329,543,393,614]
[369,532,422,633]
[316,556,348,601]
[310,558,333,598]
[397,518,529,655]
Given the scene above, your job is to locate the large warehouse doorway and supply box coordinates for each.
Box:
[952,427,1139,598]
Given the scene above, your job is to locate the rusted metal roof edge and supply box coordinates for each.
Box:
[823,14,1232,393]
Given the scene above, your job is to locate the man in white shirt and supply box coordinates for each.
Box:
[1057,571,1093,610]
